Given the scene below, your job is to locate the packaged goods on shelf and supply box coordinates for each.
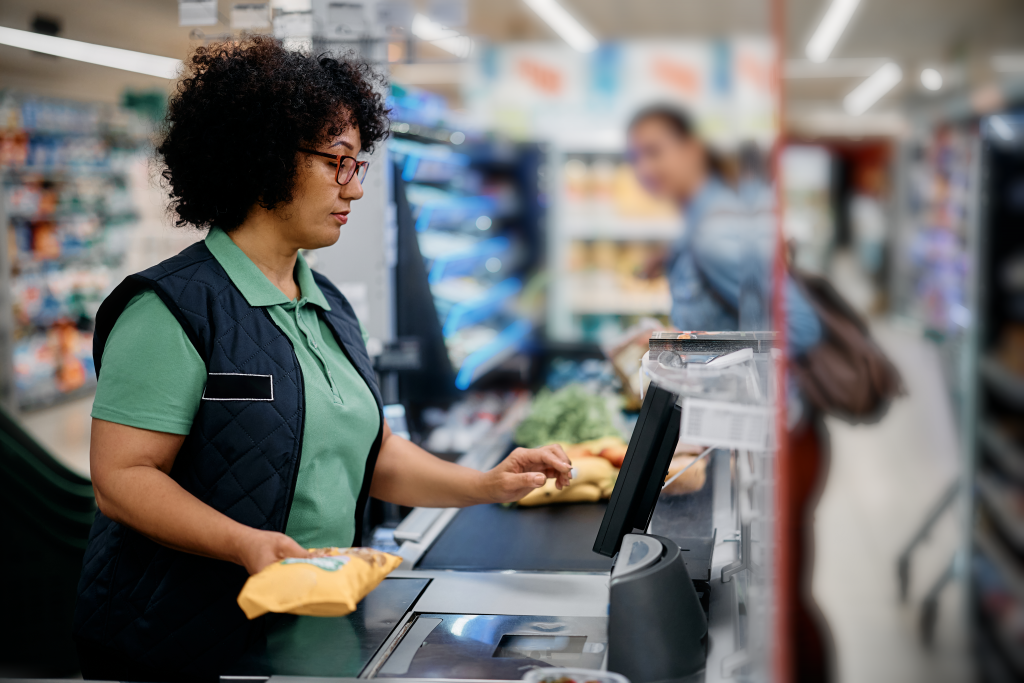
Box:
[549,150,681,342]
[1,93,152,408]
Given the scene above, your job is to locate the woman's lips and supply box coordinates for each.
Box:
[331,213,348,225]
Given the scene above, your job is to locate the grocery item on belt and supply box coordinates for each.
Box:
[517,452,618,507]
[662,453,709,495]
[237,547,401,619]
[514,385,622,448]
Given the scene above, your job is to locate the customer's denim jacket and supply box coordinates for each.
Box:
[668,179,822,357]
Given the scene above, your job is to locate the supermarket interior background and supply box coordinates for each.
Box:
[1,0,1024,681]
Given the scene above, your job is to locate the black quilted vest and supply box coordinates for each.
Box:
[73,241,383,677]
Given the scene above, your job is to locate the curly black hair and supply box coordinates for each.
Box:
[157,35,390,231]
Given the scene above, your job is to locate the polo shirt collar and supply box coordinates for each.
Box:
[205,227,332,310]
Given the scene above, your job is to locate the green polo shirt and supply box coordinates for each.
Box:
[92,227,380,549]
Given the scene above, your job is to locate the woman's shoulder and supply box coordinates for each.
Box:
[107,288,195,355]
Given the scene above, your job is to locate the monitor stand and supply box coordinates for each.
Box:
[594,383,711,681]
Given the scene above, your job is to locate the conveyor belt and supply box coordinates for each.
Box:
[417,453,720,578]
[417,501,615,572]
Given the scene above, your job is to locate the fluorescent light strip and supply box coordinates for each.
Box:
[0,26,181,79]
[805,0,860,63]
[522,0,597,53]
[844,62,902,115]
[410,13,473,59]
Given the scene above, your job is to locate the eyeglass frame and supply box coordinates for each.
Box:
[297,147,369,185]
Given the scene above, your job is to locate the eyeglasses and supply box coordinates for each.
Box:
[298,148,369,185]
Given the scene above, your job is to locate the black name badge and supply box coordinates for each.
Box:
[202,373,274,401]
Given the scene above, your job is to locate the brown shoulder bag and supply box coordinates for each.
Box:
[788,269,905,424]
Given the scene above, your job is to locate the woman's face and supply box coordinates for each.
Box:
[628,117,705,204]
[273,124,365,250]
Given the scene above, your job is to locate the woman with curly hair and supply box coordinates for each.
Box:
[73,36,570,681]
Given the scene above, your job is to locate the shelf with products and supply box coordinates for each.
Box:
[980,420,1024,485]
[388,93,545,400]
[973,521,1024,678]
[976,471,1024,554]
[968,114,1024,683]
[548,148,682,343]
[0,93,152,410]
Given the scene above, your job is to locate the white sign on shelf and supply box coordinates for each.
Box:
[274,11,313,38]
[231,3,271,29]
[680,397,773,451]
[179,0,218,26]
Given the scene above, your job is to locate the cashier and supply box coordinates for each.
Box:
[73,36,571,681]
[626,105,821,358]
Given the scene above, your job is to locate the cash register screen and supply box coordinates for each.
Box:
[493,635,587,658]
[592,383,681,557]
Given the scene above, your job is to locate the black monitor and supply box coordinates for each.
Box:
[593,383,681,557]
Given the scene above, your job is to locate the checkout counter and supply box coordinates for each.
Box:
[228,333,777,683]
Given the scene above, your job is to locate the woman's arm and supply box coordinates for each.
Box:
[370,421,572,507]
[90,418,311,574]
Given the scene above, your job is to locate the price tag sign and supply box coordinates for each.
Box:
[680,397,773,451]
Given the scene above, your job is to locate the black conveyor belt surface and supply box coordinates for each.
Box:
[417,501,615,572]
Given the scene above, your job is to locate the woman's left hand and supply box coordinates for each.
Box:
[480,444,573,504]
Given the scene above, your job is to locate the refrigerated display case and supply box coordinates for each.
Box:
[387,110,545,400]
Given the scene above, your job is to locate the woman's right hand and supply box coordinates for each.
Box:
[234,528,312,575]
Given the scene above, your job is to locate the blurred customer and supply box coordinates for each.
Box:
[627,104,835,683]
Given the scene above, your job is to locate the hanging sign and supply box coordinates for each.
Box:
[179,0,218,26]
[231,3,271,29]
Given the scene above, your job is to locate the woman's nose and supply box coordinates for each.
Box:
[341,174,364,200]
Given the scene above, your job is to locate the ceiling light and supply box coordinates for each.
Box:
[0,25,181,78]
[411,13,473,59]
[844,62,902,115]
[522,0,597,53]
[920,68,942,91]
[990,116,1015,141]
[806,0,861,63]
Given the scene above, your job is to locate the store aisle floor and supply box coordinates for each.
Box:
[814,320,972,683]
[19,395,93,478]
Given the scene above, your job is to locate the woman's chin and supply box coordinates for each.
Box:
[302,224,342,250]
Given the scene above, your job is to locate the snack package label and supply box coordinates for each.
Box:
[281,556,351,571]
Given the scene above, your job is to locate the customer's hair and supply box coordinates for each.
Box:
[157,35,390,231]
[628,104,696,138]
[628,103,725,178]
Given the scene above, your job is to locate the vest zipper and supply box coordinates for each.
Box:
[260,307,306,533]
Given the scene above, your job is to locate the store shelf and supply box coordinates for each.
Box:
[980,421,1024,484]
[566,273,671,315]
[974,603,1024,681]
[975,519,1024,602]
[562,214,682,241]
[453,319,532,391]
[977,472,1024,553]
[981,355,1024,410]
[441,278,522,337]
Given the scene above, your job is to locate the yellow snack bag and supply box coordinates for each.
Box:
[237,547,402,620]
